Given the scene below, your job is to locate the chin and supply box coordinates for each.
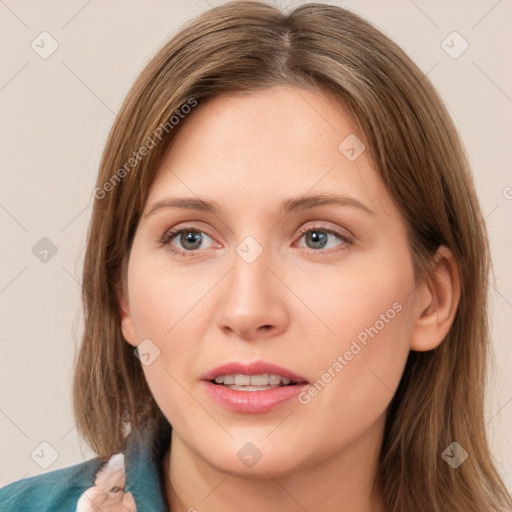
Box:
[192,435,311,480]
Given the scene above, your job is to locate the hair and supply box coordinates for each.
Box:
[72,1,511,510]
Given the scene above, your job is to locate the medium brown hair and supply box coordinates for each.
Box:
[73,2,511,510]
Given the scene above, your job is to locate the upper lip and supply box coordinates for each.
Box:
[201,361,309,383]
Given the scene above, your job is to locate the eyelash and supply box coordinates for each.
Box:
[158,223,354,258]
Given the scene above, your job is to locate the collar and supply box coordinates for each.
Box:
[77,416,172,511]
[124,416,171,510]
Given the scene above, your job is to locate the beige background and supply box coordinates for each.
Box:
[1,0,511,490]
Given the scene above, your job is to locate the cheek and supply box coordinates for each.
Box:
[127,244,208,344]
[126,248,215,424]
[291,253,415,426]
[291,250,414,355]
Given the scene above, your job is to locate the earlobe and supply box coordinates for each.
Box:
[409,246,461,352]
[117,286,138,347]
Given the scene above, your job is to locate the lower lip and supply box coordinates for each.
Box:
[203,381,308,413]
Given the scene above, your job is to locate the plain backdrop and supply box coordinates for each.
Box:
[1,0,511,490]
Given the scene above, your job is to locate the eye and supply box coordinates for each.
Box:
[158,222,353,258]
[159,225,217,257]
[295,223,353,254]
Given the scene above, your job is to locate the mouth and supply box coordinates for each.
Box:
[210,373,301,391]
[201,361,309,413]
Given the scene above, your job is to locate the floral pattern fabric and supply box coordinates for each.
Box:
[75,453,137,512]
[0,418,171,511]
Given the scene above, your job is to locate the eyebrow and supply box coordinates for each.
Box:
[143,193,375,218]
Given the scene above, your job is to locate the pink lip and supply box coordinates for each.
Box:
[201,360,309,414]
[203,381,308,413]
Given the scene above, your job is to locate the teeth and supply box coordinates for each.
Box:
[268,374,281,385]
[235,374,251,386]
[213,374,294,386]
[250,374,268,386]
[226,385,276,391]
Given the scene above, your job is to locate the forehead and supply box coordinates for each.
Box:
[144,86,396,219]
[164,86,357,164]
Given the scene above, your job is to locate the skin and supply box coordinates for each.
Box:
[119,85,460,512]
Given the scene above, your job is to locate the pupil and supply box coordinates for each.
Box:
[182,231,202,250]
[307,231,327,249]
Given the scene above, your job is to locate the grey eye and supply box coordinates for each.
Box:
[304,230,329,249]
[178,231,203,250]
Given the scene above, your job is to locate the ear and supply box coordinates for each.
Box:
[117,280,138,348]
[410,245,461,351]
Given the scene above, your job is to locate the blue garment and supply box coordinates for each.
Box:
[0,418,171,511]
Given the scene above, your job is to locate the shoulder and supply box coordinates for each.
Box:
[0,418,171,512]
[0,457,104,512]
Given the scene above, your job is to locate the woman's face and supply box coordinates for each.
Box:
[120,85,420,477]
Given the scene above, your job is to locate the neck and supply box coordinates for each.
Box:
[162,415,386,512]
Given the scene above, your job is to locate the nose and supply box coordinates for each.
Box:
[214,248,289,341]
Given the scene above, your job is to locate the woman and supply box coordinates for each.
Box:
[1,1,510,511]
